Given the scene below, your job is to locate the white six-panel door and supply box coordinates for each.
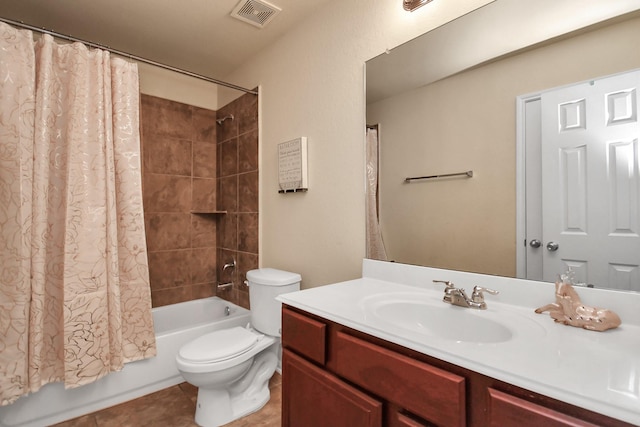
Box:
[538,70,640,291]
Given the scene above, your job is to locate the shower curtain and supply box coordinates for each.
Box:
[365,126,387,261]
[0,23,156,406]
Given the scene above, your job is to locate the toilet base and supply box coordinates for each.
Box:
[233,386,271,423]
[194,387,271,427]
[193,349,278,427]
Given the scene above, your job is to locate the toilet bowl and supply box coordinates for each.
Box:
[176,268,301,427]
[176,326,277,426]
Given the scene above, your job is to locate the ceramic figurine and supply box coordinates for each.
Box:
[534,271,621,332]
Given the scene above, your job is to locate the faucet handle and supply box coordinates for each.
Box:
[223,259,236,271]
[434,280,458,304]
[471,286,499,302]
[433,280,455,289]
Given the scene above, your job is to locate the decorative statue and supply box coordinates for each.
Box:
[534,270,621,332]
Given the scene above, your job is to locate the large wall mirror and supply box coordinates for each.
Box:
[365,0,640,291]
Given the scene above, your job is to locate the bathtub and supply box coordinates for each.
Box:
[0,297,251,427]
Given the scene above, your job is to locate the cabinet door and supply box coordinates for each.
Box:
[488,388,599,427]
[282,350,383,427]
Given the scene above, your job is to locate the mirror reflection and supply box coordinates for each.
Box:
[366,3,640,291]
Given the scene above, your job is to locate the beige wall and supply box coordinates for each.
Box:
[224,0,494,288]
[215,0,638,289]
[138,62,220,110]
[367,14,640,276]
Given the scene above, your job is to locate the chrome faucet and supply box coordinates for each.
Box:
[218,259,236,292]
[433,280,498,310]
[223,259,236,271]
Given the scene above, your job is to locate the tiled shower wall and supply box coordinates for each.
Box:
[216,93,259,309]
[140,92,259,309]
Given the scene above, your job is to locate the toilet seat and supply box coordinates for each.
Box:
[178,327,261,364]
[176,326,275,373]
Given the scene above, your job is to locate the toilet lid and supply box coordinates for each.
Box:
[178,327,259,364]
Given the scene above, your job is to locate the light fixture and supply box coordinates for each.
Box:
[403,0,433,12]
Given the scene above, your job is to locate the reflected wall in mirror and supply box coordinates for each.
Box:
[366,1,640,291]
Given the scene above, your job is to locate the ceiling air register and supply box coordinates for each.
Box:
[231,0,281,28]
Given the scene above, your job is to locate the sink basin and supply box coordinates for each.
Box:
[361,292,544,344]
[374,300,512,343]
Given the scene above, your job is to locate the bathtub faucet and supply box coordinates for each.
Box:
[223,259,236,271]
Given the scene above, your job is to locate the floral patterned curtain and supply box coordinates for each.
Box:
[366,126,387,261]
[0,23,156,406]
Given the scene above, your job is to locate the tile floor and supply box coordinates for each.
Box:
[52,373,281,427]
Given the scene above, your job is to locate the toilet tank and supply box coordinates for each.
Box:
[246,268,301,336]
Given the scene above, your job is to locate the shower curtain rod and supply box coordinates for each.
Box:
[0,17,259,96]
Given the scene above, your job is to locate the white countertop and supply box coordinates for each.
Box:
[278,259,640,426]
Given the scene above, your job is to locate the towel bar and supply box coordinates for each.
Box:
[404,170,473,183]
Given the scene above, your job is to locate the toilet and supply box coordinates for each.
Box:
[176,268,301,427]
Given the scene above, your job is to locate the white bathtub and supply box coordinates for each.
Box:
[0,297,251,427]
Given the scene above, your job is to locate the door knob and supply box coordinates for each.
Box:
[546,241,559,251]
[529,239,541,248]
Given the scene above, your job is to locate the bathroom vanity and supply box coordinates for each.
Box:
[278,260,640,427]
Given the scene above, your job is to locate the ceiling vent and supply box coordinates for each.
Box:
[231,0,281,29]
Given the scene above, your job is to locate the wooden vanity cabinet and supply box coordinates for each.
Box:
[281,305,634,427]
[282,350,383,427]
[282,306,461,427]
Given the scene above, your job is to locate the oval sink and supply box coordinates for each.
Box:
[374,301,512,343]
[361,292,544,344]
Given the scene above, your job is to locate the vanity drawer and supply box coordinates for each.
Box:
[487,388,599,427]
[333,331,465,427]
[282,306,327,365]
